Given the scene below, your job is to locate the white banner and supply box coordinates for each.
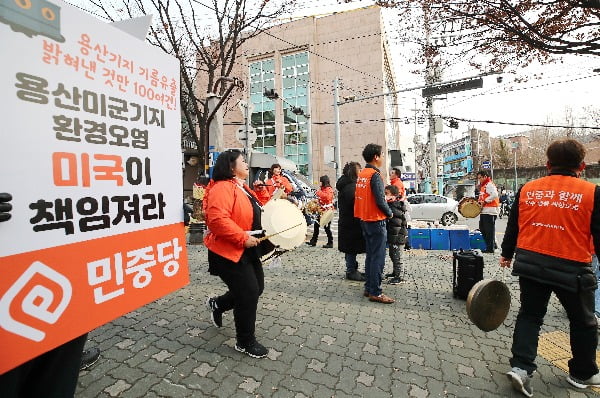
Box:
[0,0,182,257]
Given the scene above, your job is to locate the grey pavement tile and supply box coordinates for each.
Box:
[104,380,132,397]
[76,244,600,398]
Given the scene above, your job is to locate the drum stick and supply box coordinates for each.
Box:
[258,223,303,241]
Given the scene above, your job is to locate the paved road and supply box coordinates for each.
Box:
[77,223,597,397]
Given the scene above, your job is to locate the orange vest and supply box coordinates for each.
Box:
[517,175,595,263]
[390,176,406,199]
[479,178,500,207]
[478,179,500,208]
[354,167,388,221]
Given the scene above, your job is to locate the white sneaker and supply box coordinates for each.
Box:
[567,372,600,389]
[506,367,533,397]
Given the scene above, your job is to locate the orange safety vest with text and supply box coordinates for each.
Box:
[478,178,500,208]
[517,175,595,263]
[354,167,388,221]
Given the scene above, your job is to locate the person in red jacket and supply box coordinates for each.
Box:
[307,175,334,248]
[266,163,293,198]
[203,149,269,359]
[389,167,406,201]
[252,179,272,205]
[500,139,600,396]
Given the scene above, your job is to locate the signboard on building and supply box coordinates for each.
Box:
[0,0,188,373]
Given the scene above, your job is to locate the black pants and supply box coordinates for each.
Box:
[311,219,332,244]
[478,214,496,252]
[389,243,403,276]
[0,333,87,397]
[511,277,598,379]
[208,250,264,346]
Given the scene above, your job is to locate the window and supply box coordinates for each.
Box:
[407,195,423,205]
[281,51,310,176]
[424,195,446,204]
[249,58,276,153]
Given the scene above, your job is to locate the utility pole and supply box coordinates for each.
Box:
[424,6,439,194]
[333,77,342,181]
[306,83,313,183]
[427,96,437,193]
[413,98,418,191]
[512,142,518,191]
[488,133,494,180]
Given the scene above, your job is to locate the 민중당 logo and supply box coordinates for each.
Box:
[0,261,72,342]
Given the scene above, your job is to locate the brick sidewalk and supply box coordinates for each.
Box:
[77,244,598,397]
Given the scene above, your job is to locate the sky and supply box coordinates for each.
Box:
[66,0,600,144]
[285,1,600,143]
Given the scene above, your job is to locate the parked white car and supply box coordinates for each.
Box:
[406,193,462,226]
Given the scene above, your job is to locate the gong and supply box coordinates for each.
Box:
[466,279,511,332]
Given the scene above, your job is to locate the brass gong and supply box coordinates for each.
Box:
[466,279,511,332]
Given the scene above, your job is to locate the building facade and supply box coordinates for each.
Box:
[219,6,401,184]
[438,128,493,196]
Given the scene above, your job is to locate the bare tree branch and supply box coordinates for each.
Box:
[78,0,294,174]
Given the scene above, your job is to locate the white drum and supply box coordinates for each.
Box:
[261,199,307,250]
[319,209,335,227]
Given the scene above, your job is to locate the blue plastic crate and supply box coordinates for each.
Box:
[449,229,470,250]
[430,229,450,250]
[408,228,431,250]
[469,232,487,251]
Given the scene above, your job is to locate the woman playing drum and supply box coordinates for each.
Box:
[307,175,334,248]
[203,149,269,358]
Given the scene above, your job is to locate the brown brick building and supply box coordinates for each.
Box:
[217,6,401,184]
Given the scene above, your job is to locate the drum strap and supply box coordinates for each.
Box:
[236,183,275,258]
[236,184,263,232]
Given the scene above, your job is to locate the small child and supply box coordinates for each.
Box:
[384,185,408,284]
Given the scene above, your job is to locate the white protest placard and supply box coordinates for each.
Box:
[0,0,188,373]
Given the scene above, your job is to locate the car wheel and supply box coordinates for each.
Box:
[441,212,458,226]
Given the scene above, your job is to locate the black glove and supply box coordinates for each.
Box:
[0,193,13,222]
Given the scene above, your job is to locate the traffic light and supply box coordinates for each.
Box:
[263,88,278,100]
[291,106,304,116]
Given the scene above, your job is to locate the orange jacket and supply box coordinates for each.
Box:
[201,180,215,215]
[517,175,596,263]
[355,167,388,221]
[390,176,406,200]
[268,174,293,195]
[316,186,334,211]
[253,184,271,205]
[203,179,257,262]
[478,178,499,208]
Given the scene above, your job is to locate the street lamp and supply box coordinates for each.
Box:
[512,142,518,191]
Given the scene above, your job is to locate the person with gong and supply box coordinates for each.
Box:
[500,139,600,396]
